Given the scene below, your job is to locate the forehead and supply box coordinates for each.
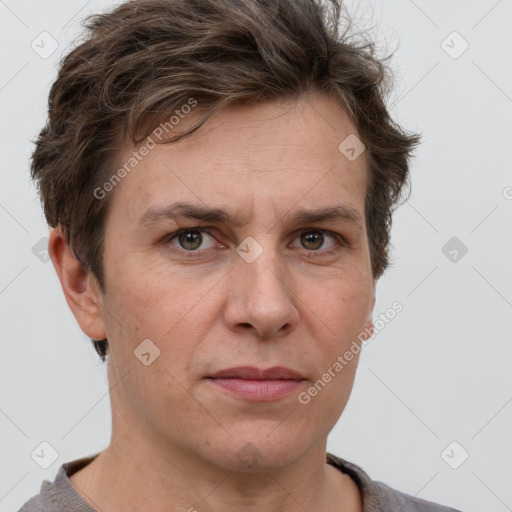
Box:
[106,93,367,228]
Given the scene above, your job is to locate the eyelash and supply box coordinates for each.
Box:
[162,227,346,258]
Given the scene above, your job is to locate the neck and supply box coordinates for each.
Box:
[69,434,362,512]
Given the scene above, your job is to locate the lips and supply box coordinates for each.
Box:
[208,366,305,380]
[206,366,306,401]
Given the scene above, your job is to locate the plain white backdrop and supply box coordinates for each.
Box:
[1,1,511,511]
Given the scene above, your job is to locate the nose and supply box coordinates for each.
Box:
[223,246,299,339]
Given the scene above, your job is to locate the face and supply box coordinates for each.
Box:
[91,93,375,471]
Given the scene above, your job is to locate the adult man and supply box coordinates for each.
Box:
[20,0,461,510]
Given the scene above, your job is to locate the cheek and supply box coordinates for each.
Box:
[100,268,213,424]
[294,355,360,443]
[101,259,219,379]
[104,258,199,334]
[296,271,371,409]
[302,271,372,337]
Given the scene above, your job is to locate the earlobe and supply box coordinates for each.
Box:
[48,227,107,341]
[360,288,376,341]
[361,319,374,341]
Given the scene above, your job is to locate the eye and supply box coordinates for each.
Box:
[163,227,344,257]
[290,230,342,254]
[166,228,219,253]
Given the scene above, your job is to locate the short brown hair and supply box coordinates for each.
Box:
[31,0,421,362]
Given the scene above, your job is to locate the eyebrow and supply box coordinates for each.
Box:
[136,201,364,229]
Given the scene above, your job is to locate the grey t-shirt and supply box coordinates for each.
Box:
[18,452,462,511]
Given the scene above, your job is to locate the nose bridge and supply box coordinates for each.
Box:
[227,234,298,337]
[238,235,289,304]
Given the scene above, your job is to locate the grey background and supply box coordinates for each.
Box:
[1,1,511,511]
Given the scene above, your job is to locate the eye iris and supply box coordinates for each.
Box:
[178,231,202,250]
[301,231,323,250]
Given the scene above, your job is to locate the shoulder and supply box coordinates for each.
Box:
[17,494,43,512]
[17,454,99,512]
[326,452,463,512]
[368,479,463,512]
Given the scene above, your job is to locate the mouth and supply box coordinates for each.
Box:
[205,366,306,402]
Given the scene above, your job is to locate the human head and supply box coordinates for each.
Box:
[31,0,420,361]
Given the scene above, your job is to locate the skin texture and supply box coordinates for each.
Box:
[49,92,375,512]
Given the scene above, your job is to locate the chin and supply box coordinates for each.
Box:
[199,426,313,472]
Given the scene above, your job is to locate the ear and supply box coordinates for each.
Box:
[48,227,107,341]
[359,284,376,342]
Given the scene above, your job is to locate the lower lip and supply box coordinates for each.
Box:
[207,378,304,401]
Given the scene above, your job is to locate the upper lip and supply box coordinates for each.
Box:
[208,366,305,380]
